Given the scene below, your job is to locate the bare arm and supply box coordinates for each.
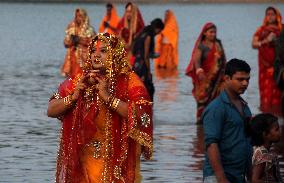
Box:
[192,48,202,69]
[47,97,75,118]
[47,75,87,118]
[251,163,265,183]
[207,143,230,183]
[252,35,272,49]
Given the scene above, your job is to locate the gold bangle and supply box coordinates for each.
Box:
[113,99,120,111]
[63,95,74,107]
[111,98,117,110]
[107,95,115,108]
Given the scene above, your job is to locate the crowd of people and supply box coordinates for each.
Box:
[47,3,284,183]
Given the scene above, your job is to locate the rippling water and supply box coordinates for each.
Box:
[0,2,284,182]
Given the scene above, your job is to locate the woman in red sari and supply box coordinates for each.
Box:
[252,6,283,116]
[185,23,226,123]
[48,33,153,183]
[117,2,144,52]
[61,8,95,78]
[98,3,120,35]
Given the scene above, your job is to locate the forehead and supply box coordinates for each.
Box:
[126,5,132,11]
[266,9,276,15]
[91,40,108,50]
[232,71,250,78]
[206,27,216,33]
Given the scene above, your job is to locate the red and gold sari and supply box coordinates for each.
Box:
[117,3,144,52]
[52,33,153,183]
[61,8,95,78]
[185,23,226,122]
[155,10,179,70]
[254,7,283,115]
[99,5,120,35]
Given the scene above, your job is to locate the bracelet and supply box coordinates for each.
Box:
[112,98,120,111]
[63,95,74,108]
[196,68,204,75]
[106,95,120,111]
[107,95,115,107]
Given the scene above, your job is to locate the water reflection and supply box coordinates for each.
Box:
[154,67,179,102]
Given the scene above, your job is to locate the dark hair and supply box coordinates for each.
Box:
[125,2,132,9]
[250,113,278,146]
[266,6,277,15]
[225,58,251,77]
[150,18,165,30]
[106,3,113,9]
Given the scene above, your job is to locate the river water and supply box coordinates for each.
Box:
[0,2,284,183]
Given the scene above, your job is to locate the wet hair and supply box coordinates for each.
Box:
[266,6,277,15]
[250,113,278,146]
[106,3,113,9]
[150,18,165,30]
[125,2,132,9]
[225,58,251,77]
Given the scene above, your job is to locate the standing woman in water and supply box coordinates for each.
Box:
[61,8,95,78]
[185,22,226,124]
[252,6,283,116]
[155,9,179,70]
[48,33,153,182]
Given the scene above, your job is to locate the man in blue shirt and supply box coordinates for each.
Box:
[202,58,252,183]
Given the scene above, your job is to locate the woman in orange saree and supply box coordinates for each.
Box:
[185,23,226,123]
[98,3,120,35]
[252,6,283,116]
[117,2,144,52]
[48,33,153,183]
[155,10,179,70]
[61,8,95,78]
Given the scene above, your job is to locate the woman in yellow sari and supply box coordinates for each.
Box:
[98,3,120,35]
[155,10,179,70]
[48,33,153,183]
[61,8,95,78]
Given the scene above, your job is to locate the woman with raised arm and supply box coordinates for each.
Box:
[48,33,153,183]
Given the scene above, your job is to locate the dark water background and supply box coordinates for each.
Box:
[0,2,284,182]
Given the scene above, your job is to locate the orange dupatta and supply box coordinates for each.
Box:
[155,10,179,69]
[99,4,120,35]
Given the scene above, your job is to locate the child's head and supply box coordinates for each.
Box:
[250,113,281,146]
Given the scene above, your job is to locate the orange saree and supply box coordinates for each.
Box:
[254,7,283,115]
[52,72,153,183]
[61,9,95,78]
[155,10,179,69]
[99,5,120,35]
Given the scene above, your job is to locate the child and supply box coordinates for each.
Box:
[250,113,283,183]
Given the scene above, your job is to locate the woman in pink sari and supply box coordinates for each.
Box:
[185,23,226,123]
[252,6,283,116]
